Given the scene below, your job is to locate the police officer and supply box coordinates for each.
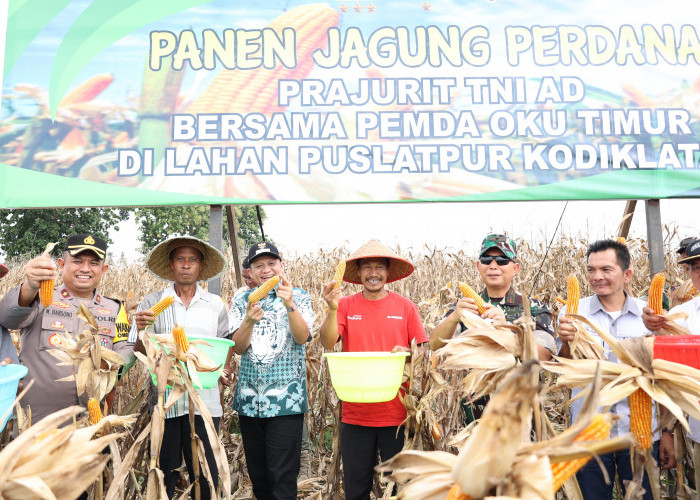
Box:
[0,234,132,422]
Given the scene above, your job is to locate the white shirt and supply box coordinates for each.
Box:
[668,296,700,442]
[559,293,658,439]
[130,285,230,418]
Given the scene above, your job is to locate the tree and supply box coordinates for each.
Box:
[0,208,129,259]
[134,205,268,254]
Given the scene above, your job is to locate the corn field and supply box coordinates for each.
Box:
[0,232,692,499]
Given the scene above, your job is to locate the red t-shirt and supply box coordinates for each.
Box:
[337,291,428,426]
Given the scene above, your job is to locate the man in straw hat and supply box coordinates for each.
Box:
[0,234,132,422]
[129,235,229,500]
[319,240,427,500]
[229,241,314,500]
[558,239,675,499]
[644,237,700,489]
[0,263,19,366]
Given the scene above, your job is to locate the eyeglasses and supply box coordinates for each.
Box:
[479,255,513,266]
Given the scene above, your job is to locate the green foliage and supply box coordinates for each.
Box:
[134,205,268,254]
[0,208,128,259]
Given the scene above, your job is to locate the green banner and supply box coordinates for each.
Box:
[2,0,700,207]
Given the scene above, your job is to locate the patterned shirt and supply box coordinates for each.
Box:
[229,286,314,418]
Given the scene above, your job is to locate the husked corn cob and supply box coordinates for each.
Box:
[629,388,652,449]
[649,272,665,315]
[445,484,472,500]
[60,73,114,107]
[40,279,54,307]
[428,409,442,440]
[617,236,627,246]
[566,276,580,315]
[551,414,612,491]
[87,398,102,424]
[39,242,57,307]
[458,282,487,315]
[186,5,339,116]
[249,275,282,304]
[149,295,174,317]
[332,260,346,289]
[684,285,699,302]
[172,325,190,352]
[555,296,567,306]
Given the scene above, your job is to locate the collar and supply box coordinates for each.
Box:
[165,284,209,304]
[589,291,642,317]
[480,286,519,306]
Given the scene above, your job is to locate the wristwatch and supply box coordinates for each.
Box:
[662,428,674,434]
[286,304,297,313]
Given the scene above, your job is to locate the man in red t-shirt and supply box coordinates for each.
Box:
[320,240,427,500]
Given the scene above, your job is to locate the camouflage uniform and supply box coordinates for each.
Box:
[444,234,555,423]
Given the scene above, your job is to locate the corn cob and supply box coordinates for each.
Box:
[428,409,442,440]
[617,236,627,246]
[555,296,567,306]
[59,73,114,108]
[629,388,652,449]
[648,272,665,315]
[332,260,346,289]
[249,275,282,304]
[148,295,174,317]
[87,398,102,424]
[566,275,580,316]
[172,324,190,352]
[458,282,487,315]
[684,285,699,302]
[186,4,339,116]
[445,484,472,500]
[39,242,57,307]
[551,414,612,490]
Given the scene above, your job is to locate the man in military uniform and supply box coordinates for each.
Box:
[0,234,132,422]
[430,234,555,420]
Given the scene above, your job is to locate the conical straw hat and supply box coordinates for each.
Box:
[146,236,226,282]
[343,240,414,284]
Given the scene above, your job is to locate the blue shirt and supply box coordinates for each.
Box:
[229,286,314,418]
[558,293,657,438]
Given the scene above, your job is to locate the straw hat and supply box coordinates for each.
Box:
[343,240,414,284]
[146,236,226,282]
[0,263,7,279]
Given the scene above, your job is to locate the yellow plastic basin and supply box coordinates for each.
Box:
[323,352,409,403]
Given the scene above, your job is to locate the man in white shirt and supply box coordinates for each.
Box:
[129,236,230,500]
[558,239,675,499]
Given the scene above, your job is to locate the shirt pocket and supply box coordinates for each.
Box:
[40,315,72,351]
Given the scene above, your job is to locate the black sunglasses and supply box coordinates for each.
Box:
[479,255,512,266]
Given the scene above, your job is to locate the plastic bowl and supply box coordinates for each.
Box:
[149,335,235,390]
[653,335,700,369]
[323,352,409,403]
[187,335,235,389]
[0,364,28,431]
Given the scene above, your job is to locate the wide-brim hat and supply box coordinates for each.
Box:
[343,240,414,284]
[679,239,700,265]
[678,236,696,254]
[146,236,226,282]
[0,263,8,279]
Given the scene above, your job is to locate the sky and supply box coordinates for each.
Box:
[108,198,700,262]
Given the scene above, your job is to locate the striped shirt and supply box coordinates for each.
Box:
[128,285,230,418]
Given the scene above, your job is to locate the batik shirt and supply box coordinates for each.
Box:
[229,286,314,418]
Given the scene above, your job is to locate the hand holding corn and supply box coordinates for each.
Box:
[275,276,295,310]
[322,281,342,311]
[20,246,57,306]
[557,315,577,343]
